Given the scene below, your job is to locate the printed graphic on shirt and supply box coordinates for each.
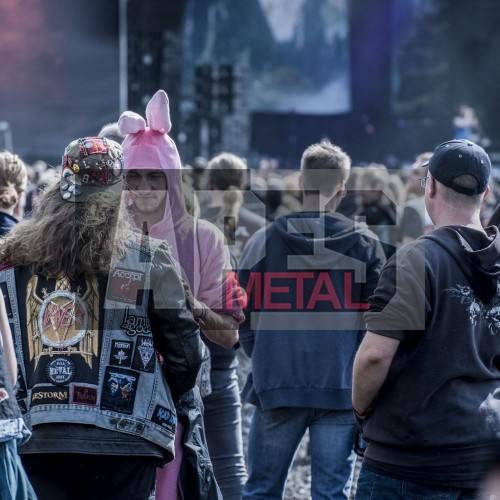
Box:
[131,336,155,373]
[45,356,76,386]
[479,387,500,437]
[0,282,12,319]
[107,268,145,305]
[109,340,133,367]
[31,386,69,406]
[151,405,176,434]
[443,284,500,336]
[26,274,99,371]
[100,367,139,415]
[71,384,98,406]
[120,307,152,336]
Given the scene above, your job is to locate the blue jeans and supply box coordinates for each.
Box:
[0,439,36,500]
[355,468,478,500]
[203,368,247,500]
[243,407,356,499]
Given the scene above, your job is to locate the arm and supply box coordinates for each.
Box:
[149,245,204,401]
[0,295,16,388]
[352,331,400,415]
[182,281,239,349]
[195,224,242,349]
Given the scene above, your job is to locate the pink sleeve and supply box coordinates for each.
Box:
[196,222,245,323]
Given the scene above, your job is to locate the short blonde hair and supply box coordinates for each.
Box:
[0,151,28,209]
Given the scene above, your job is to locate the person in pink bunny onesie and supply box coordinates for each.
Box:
[118,90,247,500]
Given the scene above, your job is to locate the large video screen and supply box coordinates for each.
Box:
[0,0,120,165]
[182,0,351,115]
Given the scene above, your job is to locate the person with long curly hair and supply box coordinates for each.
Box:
[0,137,203,500]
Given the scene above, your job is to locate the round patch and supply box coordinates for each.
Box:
[38,291,88,348]
[74,185,83,196]
[62,192,71,200]
[45,357,76,386]
[61,182,69,191]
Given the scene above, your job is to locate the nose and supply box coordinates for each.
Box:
[138,175,151,191]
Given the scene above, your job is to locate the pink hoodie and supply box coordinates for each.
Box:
[119,90,243,318]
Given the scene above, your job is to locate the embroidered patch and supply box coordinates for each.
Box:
[100,367,139,415]
[0,283,12,318]
[31,387,69,405]
[151,405,176,433]
[109,340,133,367]
[131,336,155,372]
[107,269,145,305]
[71,384,98,406]
[121,307,152,336]
[45,356,76,386]
[0,388,9,403]
[38,291,88,348]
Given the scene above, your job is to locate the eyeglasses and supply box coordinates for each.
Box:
[420,176,430,189]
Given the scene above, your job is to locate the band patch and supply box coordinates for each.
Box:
[71,384,98,406]
[107,268,145,305]
[38,291,88,348]
[109,340,133,367]
[100,367,139,415]
[31,387,69,405]
[131,336,155,373]
[45,357,76,386]
[121,307,152,336]
[151,405,176,434]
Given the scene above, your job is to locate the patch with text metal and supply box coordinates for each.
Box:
[45,356,76,386]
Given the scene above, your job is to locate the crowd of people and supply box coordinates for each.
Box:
[0,89,499,499]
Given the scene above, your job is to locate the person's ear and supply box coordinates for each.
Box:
[427,176,436,198]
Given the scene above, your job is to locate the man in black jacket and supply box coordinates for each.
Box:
[353,139,500,498]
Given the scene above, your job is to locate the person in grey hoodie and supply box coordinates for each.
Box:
[238,140,386,499]
[353,139,500,499]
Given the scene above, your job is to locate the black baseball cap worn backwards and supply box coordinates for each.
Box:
[426,139,491,195]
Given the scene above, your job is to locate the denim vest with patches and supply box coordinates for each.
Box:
[0,236,180,458]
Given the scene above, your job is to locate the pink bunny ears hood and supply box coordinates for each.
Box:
[118,89,181,170]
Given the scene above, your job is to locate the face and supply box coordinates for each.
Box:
[126,169,168,215]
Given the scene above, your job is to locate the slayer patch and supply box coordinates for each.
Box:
[109,340,133,367]
[131,336,155,373]
[45,356,76,386]
[71,384,98,406]
[151,405,176,434]
[100,367,139,415]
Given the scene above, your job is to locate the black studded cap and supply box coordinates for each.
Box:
[60,137,124,202]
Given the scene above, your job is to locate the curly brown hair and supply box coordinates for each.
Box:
[0,151,28,209]
[0,178,129,278]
